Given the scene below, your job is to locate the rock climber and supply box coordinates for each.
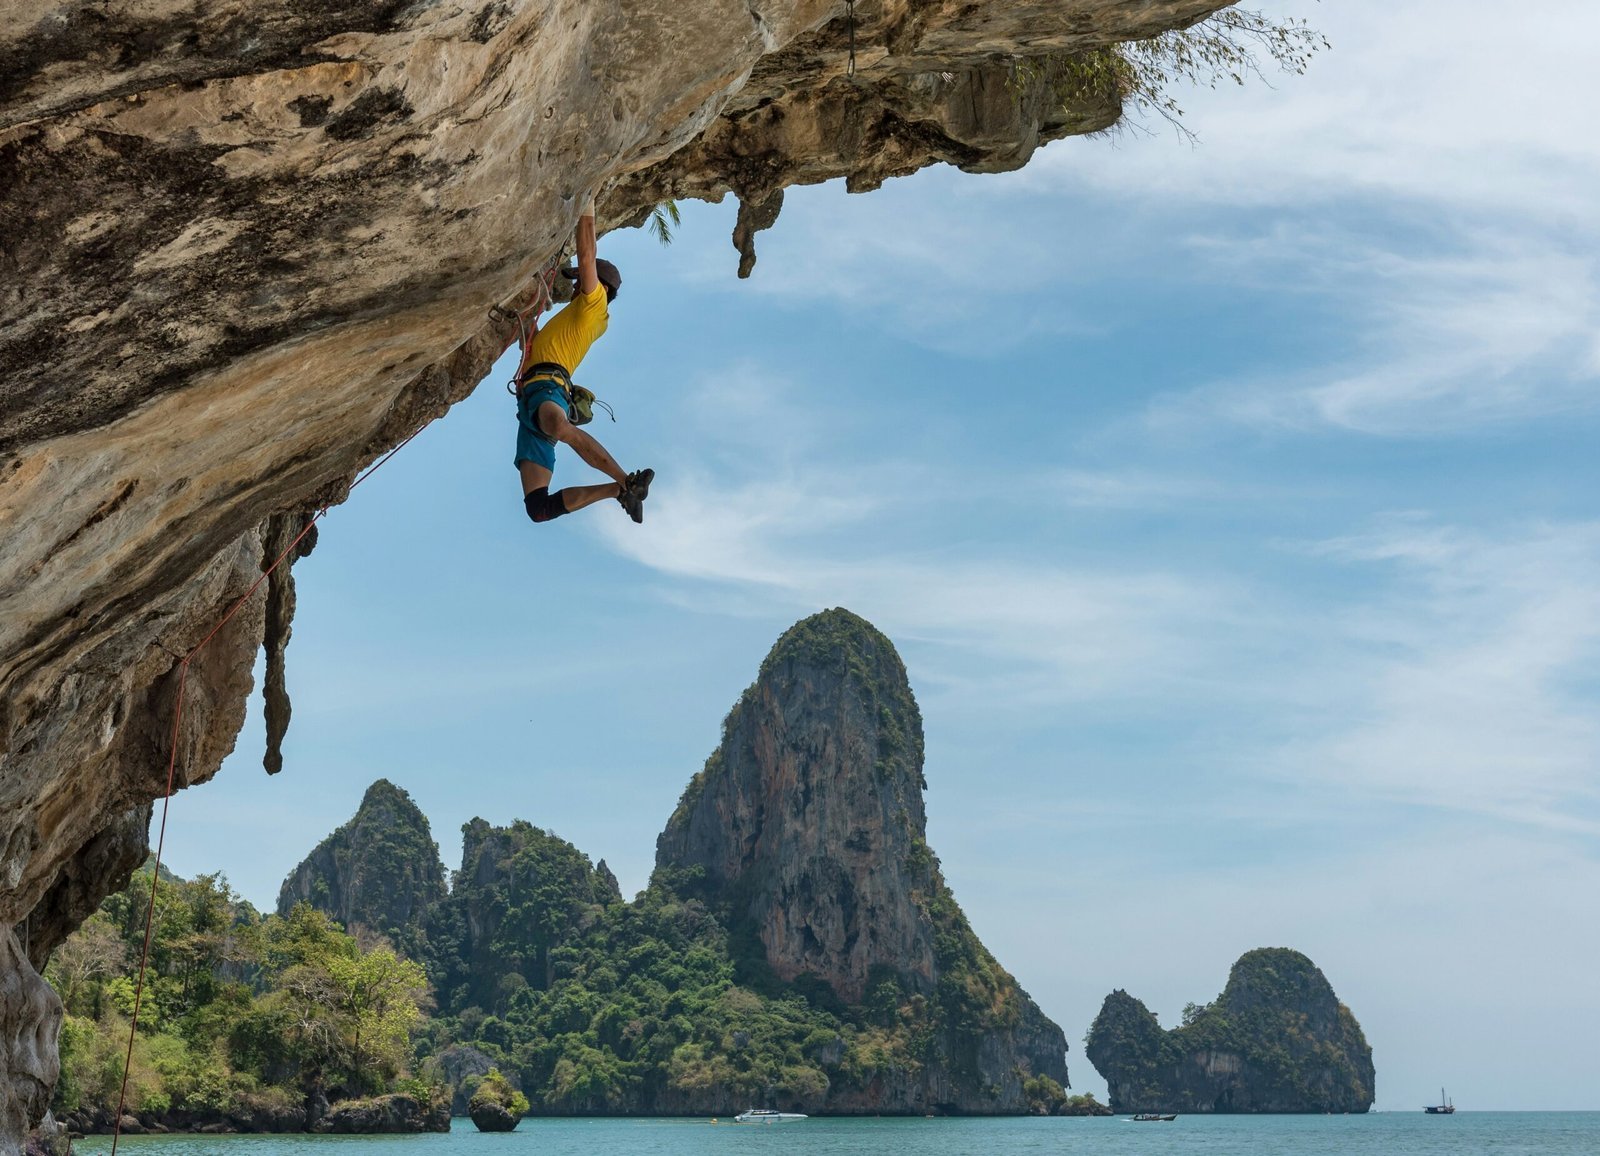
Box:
[513,196,653,524]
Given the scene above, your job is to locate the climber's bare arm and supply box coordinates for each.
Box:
[576,197,600,297]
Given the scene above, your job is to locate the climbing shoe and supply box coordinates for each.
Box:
[618,468,654,524]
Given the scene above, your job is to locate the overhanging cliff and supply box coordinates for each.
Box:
[0,0,1231,1147]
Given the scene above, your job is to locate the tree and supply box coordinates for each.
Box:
[46,914,125,1017]
[326,948,430,1094]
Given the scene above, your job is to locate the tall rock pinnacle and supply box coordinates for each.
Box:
[657,608,933,1002]
[277,779,446,958]
[656,609,1069,1109]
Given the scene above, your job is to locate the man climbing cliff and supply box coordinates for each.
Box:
[513,196,653,524]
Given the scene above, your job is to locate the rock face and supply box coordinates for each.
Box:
[0,933,61,1155]
[0,0,1236,1144]
[659,608,933,1003]
[431,1046,498,1117]
[1085,948,1375,1114]
[469,1103,518,1132]
[310,1093,449,1134]
[657,607,1068,1111]
[277,778,446,957]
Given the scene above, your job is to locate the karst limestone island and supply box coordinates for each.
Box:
[44,611,1093,1137]
[1086,948,1376,1114]
[0,0,1315,1148]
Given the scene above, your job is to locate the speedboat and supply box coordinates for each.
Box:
[733,1109,808,1123]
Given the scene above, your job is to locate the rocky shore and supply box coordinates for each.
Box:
[58,1092,448,1138]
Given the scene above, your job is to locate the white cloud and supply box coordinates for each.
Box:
[1274,517,1600,833]
[1028,0,1600,436]
[1139,233,1600,436]
[597,353,1600,841]
[1027,0,1600,223]
[1035,466,1244,509]
[688,0,1600,435]
[601,475,1240,702]
[592,359,1260,705]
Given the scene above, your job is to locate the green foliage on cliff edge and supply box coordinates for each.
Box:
[417,845,1045,1114]
[54,818,1052,1119]
[276,778,446,962]
[468,1068,529,1117]
[59,604,1057,1118]
[48,867,432,1128]
[427,817,617,1015]
[666,608,927,832]
[1020,7,1328,142]
[1085,948,1374,1113]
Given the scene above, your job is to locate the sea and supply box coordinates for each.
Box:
[75,1113,1600,1156]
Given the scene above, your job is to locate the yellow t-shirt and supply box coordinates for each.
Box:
[520,283,609,378]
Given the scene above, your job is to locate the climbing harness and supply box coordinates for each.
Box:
[109,419,429,1156]
[516,361,614,426]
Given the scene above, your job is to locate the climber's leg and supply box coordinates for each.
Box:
[537,400,627,487]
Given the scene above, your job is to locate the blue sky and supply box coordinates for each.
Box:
[164,0,1600,1111]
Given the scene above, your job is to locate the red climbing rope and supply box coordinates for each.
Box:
[109,419,429,1154]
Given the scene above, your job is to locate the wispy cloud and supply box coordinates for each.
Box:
[1025,0,1600,223]
[596,352,1600,841]
[1273,517,1600,834]
[1139,233,1600,436]
[1032,466,1245,510]
[692,0,1600,436]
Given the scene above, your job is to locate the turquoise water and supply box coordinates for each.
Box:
[80,1113,1600,1156]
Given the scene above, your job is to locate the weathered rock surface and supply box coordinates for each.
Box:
[659,608,933,1003]
[468,1103,518,1132]
[310,1093,449,1135]
[430,1045,498,1116]
[21,1111,68,1156]
[1,0,1233,1146]
[277,778,446,957]
[1085,948,1375,1114]
[657,607,1068,1112]
[466,1069,525,1132]
[60,1092,310,1137]
[0,935,60,1156]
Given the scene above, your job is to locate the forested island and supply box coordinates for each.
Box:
[50,611,1105,1134]
[1084,948,1375,1114]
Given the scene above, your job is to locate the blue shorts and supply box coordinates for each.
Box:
[514,381,571,472]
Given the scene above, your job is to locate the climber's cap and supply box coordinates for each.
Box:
[562,259,622,301]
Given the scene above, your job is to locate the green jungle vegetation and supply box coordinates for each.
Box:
[1084,948,1372,1112]
[468,1069,529,1118]
[53,607,1095,1124]
[52,841,1093,1121]
[48,868,434,1124]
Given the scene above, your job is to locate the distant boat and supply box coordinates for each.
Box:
[1424,1088,1455,1115]
[734,1109,808,1123]
[1131,1113,1177,1122]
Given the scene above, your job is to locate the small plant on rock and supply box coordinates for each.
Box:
[468,1068,529,1133]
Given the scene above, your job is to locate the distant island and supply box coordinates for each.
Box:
[1085,948,1375,1114]
[49,610,1106,1134]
